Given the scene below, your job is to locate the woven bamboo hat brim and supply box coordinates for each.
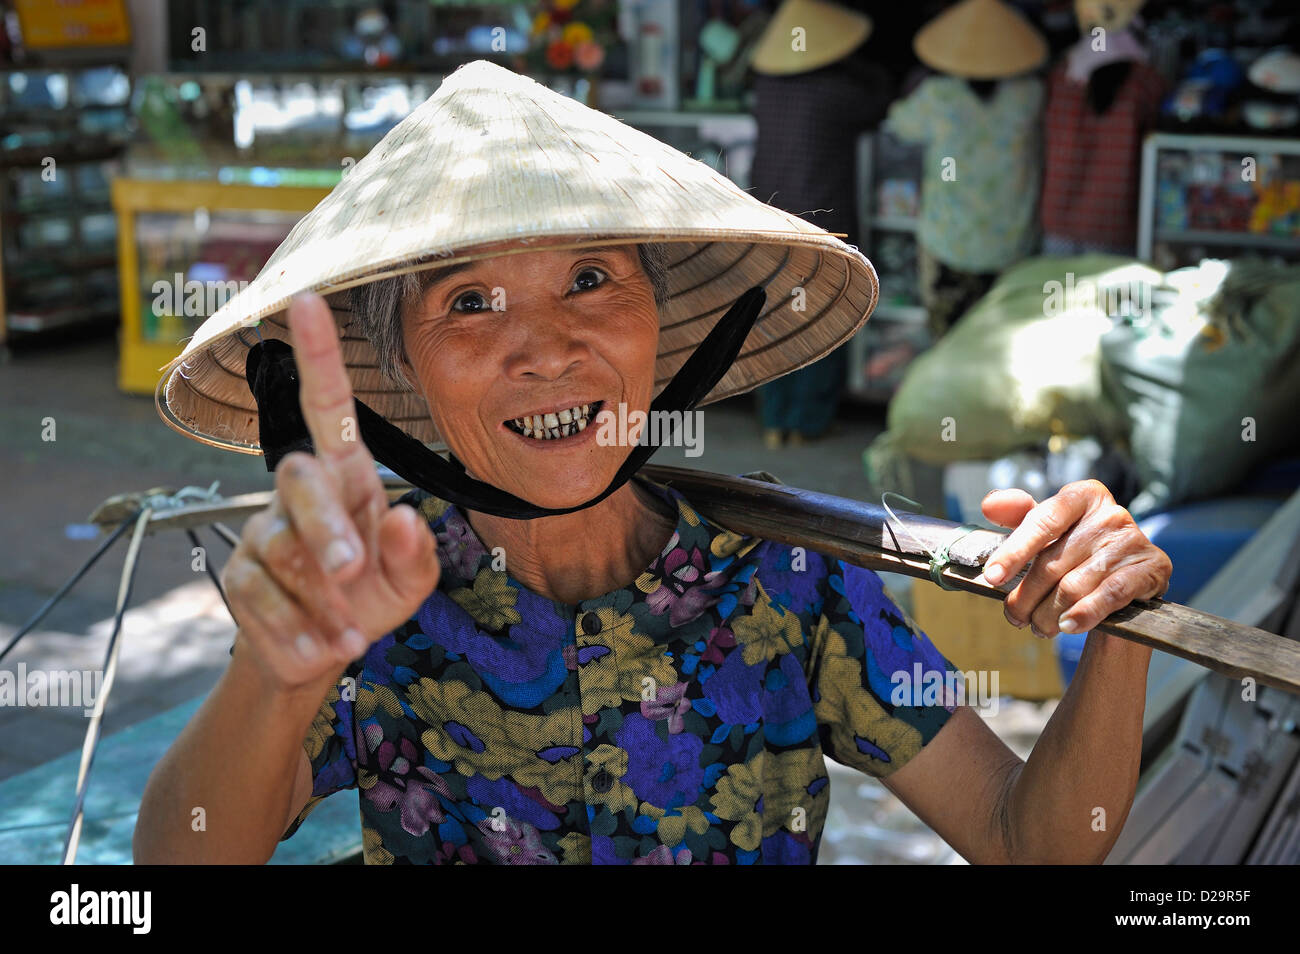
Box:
[751,0,873,76]
[157,59,879,455]
[913,0,1048,79]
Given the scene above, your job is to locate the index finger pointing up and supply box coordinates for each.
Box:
[286,292,382,503]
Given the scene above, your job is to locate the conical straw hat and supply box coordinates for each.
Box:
[1074,0,1145,34]
[913,0,1047,79]
[156,60,879,454]
[751,0,873,76]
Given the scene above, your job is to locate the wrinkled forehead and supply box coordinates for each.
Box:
[417,241,641,285]
[426,243,634,276]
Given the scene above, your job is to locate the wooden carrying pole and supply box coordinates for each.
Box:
[641,466,1300,697]
[92,469,1300,696]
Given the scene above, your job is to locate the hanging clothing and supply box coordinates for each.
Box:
[1065,28,1150,84]
[1040,59,1167,255]
[750,52,895,436]
[884,74,1046,273]
[916,245,998,340]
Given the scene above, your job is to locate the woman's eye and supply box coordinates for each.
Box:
[571,267,607,292]
[451,291,490,314]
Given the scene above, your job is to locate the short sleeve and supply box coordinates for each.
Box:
[883,77,937,144]
[809,560,961,780]
[279,662,364,841]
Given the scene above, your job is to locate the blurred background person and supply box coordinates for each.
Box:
[883,0,1048,341]
[1040,0,1167,256]
[748,0,922,449]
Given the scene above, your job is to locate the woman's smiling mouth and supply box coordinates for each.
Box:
[504,400,603,441]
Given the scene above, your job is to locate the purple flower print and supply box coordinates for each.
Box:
[757,542,825,614]
[437,841,478,865]
[702,643,763,725]
[475,816,558,865]
[646,543,721,626]
[632,845,692,865]
[617,713,704,806]
[366,737,454,837]
[841,563,950,701]
[417,585,564,690]
[437,512,487,578]
[700,624,736,666]
[641,681,692,734]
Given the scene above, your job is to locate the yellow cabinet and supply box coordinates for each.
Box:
[113,177,331,393]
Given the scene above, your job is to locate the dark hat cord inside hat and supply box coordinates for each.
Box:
[245,286,766,519]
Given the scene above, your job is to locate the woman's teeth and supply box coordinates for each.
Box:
[506,402,598,440]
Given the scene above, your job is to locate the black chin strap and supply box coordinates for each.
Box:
[246,286,766,519]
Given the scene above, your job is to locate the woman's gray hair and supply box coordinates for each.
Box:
[350,242,672,392]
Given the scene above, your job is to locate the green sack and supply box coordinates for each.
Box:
[867,255,1142,476]
[1100,258,1300,517]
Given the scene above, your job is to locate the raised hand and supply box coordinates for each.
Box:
[222,293,440,692]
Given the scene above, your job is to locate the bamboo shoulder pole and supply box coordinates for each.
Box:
[641,466,1300,696]
[89,471,1300,696]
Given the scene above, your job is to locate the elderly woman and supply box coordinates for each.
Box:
[135,62,1170,865]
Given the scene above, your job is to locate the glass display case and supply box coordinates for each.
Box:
[157,0,786,117]
[1138,132,1300,271]
[161,0,646,109]
[0,64,132,337]
[847,128,929,403]
[113,178,331,393]
[128,72,430,179]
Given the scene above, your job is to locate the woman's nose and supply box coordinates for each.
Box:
[501,297,591,381]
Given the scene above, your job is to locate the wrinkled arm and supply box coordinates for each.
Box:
[133,639,333,864]
[881,632,1149,864]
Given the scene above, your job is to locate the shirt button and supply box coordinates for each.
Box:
[581,613,602,636]
[591,770,613,793]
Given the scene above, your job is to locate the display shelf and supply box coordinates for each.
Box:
[848,128,926,403]
[1153,228,1300,250]
[870,216,918,233]
[5,194,110,217]
[6,303,116,333]
[847,308,931,399]
[8,249,117,272]
[873,304,927,322]
[0,62,131,339]
[1138,132,1300,270]
[0,142,124,168]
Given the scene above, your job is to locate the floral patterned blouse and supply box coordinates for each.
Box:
[884,74,1045,273]
[280,475,959,864]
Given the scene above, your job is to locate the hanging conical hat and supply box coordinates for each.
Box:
[157,59,878,455]
[913,0,1047,79]
[1249,49,1300,93]
[751,0,873,76]
[1074,0,1146,34]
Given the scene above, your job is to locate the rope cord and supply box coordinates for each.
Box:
[208,522,241,549]
[0,514,135,666]
[185,528,236,624]
[928,523,985,591]
[62,505,152,865]
[879,492,983,591]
